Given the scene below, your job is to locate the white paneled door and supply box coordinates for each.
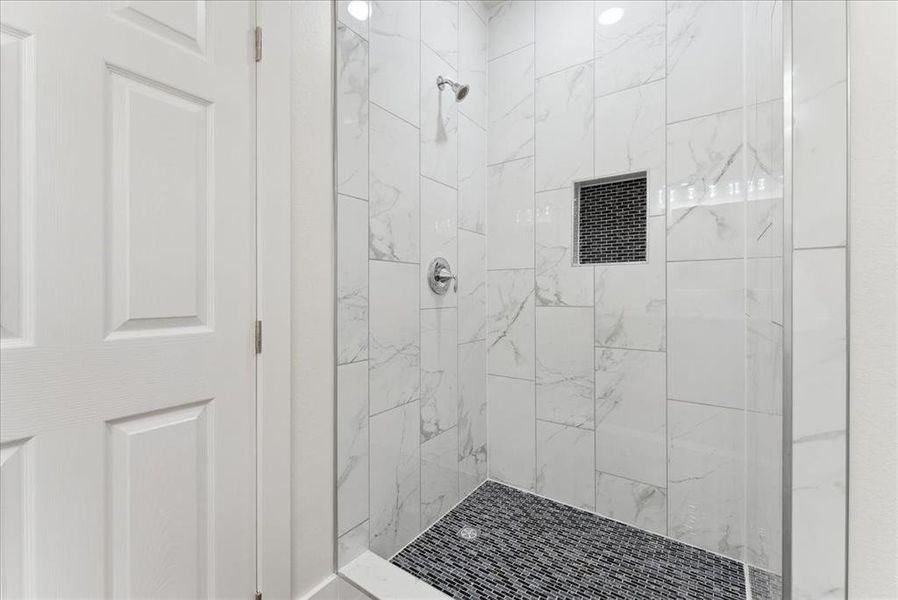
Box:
[0,1,256,598]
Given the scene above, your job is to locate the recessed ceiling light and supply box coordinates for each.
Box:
[347,0,371,22]
[598,7,624,26]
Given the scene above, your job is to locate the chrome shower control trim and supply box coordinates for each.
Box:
[428,257,457,295]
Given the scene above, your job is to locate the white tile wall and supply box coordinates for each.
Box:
[667,259,745,410]
[534,62,595,192]
[337,25,369,200]
[369,105,420,262]
[419,177,458,309]
[536,420,596,511]
[370,1,421,125]
[487,157,535,270]
[338,361,369,535]
[666,0,743,122]
[369,400,421,556]
[594,348,666,488]
[487,46,534,165]
[459,340,488,496]
[594,1,665,97]
[595,471,667,536]
[488,375,536,490]
[337,195,369,365]
[458,114,487,234]
[458,230,486,343]
[420,44,459,187]
[421,0,459,70]
[666,108,745,262]
[369,261,420,414]
[594,80,665,216]
[534,0,594,78]
[488,0,533,60]
[535,188,594,307]
[535,307,595,429]
[487,269,535,379]
[421,309,458,442]
[421,426,459,527]
[337,0,489,563]
[668,401,745,561]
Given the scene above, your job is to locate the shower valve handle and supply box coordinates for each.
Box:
[428,257,457,295]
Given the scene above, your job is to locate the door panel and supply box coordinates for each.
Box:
[0,2,256,598]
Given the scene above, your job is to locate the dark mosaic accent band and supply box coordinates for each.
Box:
[576,173,647,264]
[749,567,783,600]
[391,480,749,599]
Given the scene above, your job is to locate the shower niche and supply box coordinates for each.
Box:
[573,172,648,265]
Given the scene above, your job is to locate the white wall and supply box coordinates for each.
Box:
[292,1,336,597]
[847,2,898,598]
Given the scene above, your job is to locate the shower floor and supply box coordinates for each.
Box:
[391,480,780,600]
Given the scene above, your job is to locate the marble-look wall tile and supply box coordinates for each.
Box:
[487,269,535,380]
[459,1,488,128]
[338,0,370,40]
[458,230,486,343]
[337,24,369,201]
[369,261,420,414]
[420,309,458,442]
[488,47,534,165]
[458,115,486,234]
[487,157,534,270]
[536,421,595,511]
[744,0,783,106]
[791,248,846,600]
[338,362,370,537]
[668,401,745,561]
[534,62,594,192]
[534,0,593,78]
[666,108,745,262]
[746,100,784,259]
[337,520,369,569]
[595,472,666,536]
[594,80,665,216]
[338,195,369,364]
[594,1,665,97]
[535,188,593,307]
[667,259,744,410]
[488,375,536,490]
[369,105,420,263]
[488,0,534,60]
[535,307,594,429]
[793,1,847,250]
[370,0,420,126]
[421,0,459,70]
[793,0,846,106]
[667,0,743,122]
[746,411,782,573]
[421,45,459,187]
[594,348,666,488]
[747,257,783,415]
[794,84,847,250]
[420,177,458,309]
[369,401,421,557]
[466,0,489,24]
[421,427,460,528]
[459,341,488,496]
[595,215,665,351]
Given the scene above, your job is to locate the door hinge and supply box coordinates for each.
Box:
[255,320,262,354]
[254,26,262,62]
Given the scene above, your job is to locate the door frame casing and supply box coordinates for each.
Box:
[256,1,293,597]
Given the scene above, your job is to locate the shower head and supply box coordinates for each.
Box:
[436,76,470,101]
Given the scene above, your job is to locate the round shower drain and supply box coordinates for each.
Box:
[457,526,478,541]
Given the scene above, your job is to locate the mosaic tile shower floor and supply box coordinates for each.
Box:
[391,480,781,600]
